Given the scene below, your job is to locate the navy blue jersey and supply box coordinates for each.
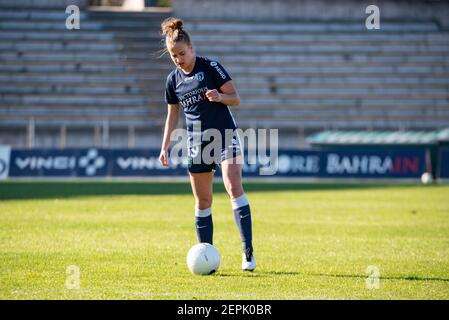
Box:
[164,56,237,140]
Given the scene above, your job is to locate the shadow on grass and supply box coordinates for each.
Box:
[0,180,418,201]
[313,273,449,283]
[213,273,263,278]
[214,271,304,278]
[214,270,449,283]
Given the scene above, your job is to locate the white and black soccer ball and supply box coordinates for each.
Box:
[186,243,221,275]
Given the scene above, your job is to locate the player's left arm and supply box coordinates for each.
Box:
[205,80,240,106]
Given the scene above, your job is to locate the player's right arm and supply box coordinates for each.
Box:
[159,103,180,167]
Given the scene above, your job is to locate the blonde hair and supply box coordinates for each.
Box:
[161,17,191,47]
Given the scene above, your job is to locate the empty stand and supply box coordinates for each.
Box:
[185,20,449,131]
[0,5,172,147]
[1,4,448,147]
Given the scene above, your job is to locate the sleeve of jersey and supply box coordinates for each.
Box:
[164,74,179,104]
[209,60,232,89]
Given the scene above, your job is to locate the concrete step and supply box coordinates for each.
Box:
[245,109,449,121]
[4,107,448,122]
[87,39,449,53]
[192,37,449,48]
[86,19,166,29]
[130,69,449,79]
[87,7,171,18]
[8,52,444,69]
[233,108,449,118]
[0,30,162,42]
[0,51,125,62]
[0,7,169,21]
[118,57,449,68]
[233,75,449,85]
[0,63,128,73]
[86,61,449,79]
[0,118,164,129]
[3,84,445,99]
[0,38,163,47]
[197,43,449,54]
[0,41,121,51]
[0,73,168,82]
[189,31,449,43]
[234,79,449,88]
[0,117,164,129]
[0,9,88,20]
[105,50,449,62]
[199,60,449,69]
[0,58,171,68]
[237,118,449,129]
[115,30,449,44]
[236,98,449,108]
[212,53,449,64]
[0,83,145,95]
[239,120,449,130]
[0,94,150,106]
[0,106,151,117]
[0,73,136,82]
[224,65,449,75]
[0,20,104,31]
[236,118,449,130]
[237,87,449,97]
[0,52,171,65]
[0,12,162,26]
[185,20,439,33]
[0,63,170,73]
[0,78,165,89]
[128,38,449,50]
[0,30,115,41]
[236,104,449,112]
[1,72,446,85]
[0,42,164,53]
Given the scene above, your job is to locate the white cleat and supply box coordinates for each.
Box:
[242,252,256,272]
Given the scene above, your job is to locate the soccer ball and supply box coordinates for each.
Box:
[421,172,433,184]
[186,243,221,275]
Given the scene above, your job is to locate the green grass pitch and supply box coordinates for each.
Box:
[0,181,448,300]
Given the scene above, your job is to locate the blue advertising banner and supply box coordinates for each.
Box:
[110,149,187,176]
[8,148,187,177]
[437,147,449,179]
[9,148,109,177]
[7,147,427,179]
[0,145,11,180]
[319,148,426,178]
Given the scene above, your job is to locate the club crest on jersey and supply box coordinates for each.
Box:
[184,72,204,83]
[195,72,204,82]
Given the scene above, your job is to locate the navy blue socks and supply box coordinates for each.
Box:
[231,194,253,252]
[195,207,213,244]
[194,194,253,253]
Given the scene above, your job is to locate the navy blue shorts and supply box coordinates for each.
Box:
[188,137,242,174]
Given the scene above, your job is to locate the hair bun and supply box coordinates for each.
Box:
[161,17,183,35]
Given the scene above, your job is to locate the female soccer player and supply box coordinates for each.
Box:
[158,17,255,271]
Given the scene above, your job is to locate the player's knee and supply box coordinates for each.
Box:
[196,197,212,209]
[225,182,244,199]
